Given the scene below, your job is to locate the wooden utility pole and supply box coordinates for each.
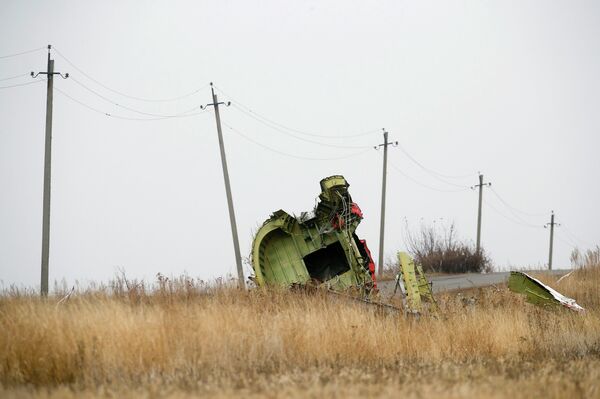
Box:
[202,84,244,288]
[375,129,397,277]
[31,45,68,296]
[545,211,560,270]
[473,174,491,254]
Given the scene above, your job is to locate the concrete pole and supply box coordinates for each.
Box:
[377,130,388,277]
[548,211,555,270]
[476,174,483,254]
[40,52,54,296]
[211,88,245,288]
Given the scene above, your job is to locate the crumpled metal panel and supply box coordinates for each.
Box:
[251,176,375,293]
[508,271,584,312]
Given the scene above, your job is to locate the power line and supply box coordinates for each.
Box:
[387,158,469,193]
[54,86,208,121]
[69,77,202,118]
[556,236,577,251]
[223,122,371,161]
[483,197,541,229]
[0,73,30,82]
[396,142,476,182]
[489,187,546,218]
[0,79,45,90]
[0,47,45,59]
[53,47,210,103]
[230,104,371,150]
[213,84,380,140]
[561,225,594,248]
[488,188,545,227]
[555,230,579,249]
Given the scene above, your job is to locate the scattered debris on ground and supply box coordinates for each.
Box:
[250,175,440,316]
[508,271,585,312]
[250,176,586,317]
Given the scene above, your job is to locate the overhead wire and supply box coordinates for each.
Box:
[222,122,371,161]
[0,79,45,90]
[68,76,202,118]
[212,84,380,140]
[387,157,470,193]
[1,49,582,255]
[482,197,542,229]
[0,73,30,82]
[53,47,210,103]
[396,142,476,181]
[554,231,579,250]
[0,47,45,59]
[489,187,547,218]
[54,86,208,121]
[488,188,546,227]
[230,104,371,150]
[390,142,562,241]
[561,225,595,248]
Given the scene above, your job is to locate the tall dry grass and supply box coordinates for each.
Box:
[1,264,599,398]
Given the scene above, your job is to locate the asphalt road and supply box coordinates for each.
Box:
[378,269,569,295]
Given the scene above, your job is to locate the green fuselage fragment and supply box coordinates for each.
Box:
[508,271,584,312]
[395,252,438,314]
[251,176,375,293]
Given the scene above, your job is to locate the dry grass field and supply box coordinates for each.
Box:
[1,262,599,399]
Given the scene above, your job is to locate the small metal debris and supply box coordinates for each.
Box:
[393,251,438,315]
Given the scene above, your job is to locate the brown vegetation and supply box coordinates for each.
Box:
[402,222,492,274]
[1,262,599,398]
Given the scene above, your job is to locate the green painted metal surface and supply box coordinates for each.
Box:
[251,176,375,293]
[508,271,556,306]
[508,271,584,312]
[397,252,438,314]
[398,252,422,311]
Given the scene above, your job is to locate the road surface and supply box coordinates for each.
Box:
[377,269,569,295]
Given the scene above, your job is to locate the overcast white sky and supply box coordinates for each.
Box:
[1,1,598,290]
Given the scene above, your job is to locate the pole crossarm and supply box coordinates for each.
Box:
[470,176,491,190]
[31,45,69,80]
[544,211,561,229]
[374,134,398,150]
[201,82,231,110]
[31,71,69,79]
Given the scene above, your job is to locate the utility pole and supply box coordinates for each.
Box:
[375,129,397,277]
[544,211,560,270]
[201,83,244,288]
[31,45,68,296]
[472,173,491,254]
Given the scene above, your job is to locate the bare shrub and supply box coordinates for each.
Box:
[403,221,492,274]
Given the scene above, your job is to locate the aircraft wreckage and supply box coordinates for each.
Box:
[250,175,437,314]
[250,175,582,315]
[508,271,584,312]
[251,176,377,293]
